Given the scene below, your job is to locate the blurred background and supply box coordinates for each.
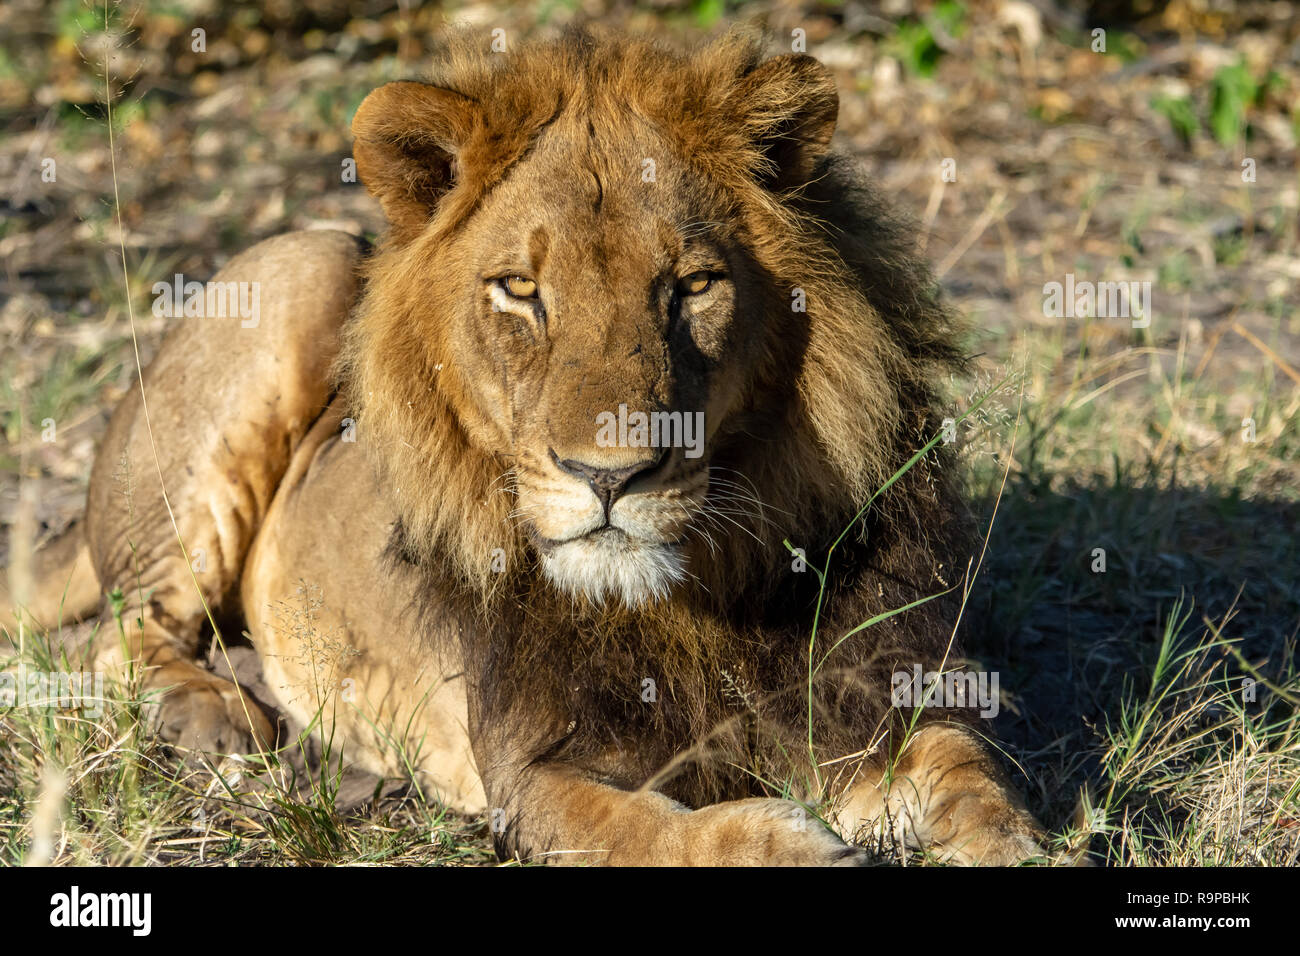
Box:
[1,1,1297,864]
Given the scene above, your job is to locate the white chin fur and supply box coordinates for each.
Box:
[540,532,685,607]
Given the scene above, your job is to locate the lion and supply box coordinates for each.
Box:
[2,29,1044,865]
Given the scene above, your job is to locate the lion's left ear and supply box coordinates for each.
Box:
[351,81,481,241]
[728,54,839,190]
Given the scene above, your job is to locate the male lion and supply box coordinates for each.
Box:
[4,30,1044,865]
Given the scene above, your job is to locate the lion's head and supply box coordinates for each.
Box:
[341,29,965,614]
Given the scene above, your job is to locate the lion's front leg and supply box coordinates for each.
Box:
[833,723,1045,865]
[483,763,865,866]
[85,230,365,754]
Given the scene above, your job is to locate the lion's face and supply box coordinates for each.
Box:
[348,36,885,609]
[439,117,764,605]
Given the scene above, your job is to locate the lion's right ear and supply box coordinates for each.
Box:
[727,53,839,191]
[351,81,480,240]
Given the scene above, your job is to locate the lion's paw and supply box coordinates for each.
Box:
[149,667,274,756]
[929,805,1048,866]
[680,797,868,867]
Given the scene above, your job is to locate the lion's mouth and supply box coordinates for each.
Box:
[531,523,690,554]
[531,525,625,553]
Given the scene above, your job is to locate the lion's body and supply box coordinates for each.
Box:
[242,389,486,812]
[3,30,1045,865]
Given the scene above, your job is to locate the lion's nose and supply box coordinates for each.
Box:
[549,448,665,515]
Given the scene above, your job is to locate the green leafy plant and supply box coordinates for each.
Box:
[1151,94,1200,145]
[885,1,966,79]
[1209,59,1259,147]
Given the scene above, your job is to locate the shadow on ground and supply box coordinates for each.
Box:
[966,473,1298,842]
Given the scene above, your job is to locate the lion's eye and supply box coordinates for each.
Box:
[501,275,538,299]
[678,272,713,296]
